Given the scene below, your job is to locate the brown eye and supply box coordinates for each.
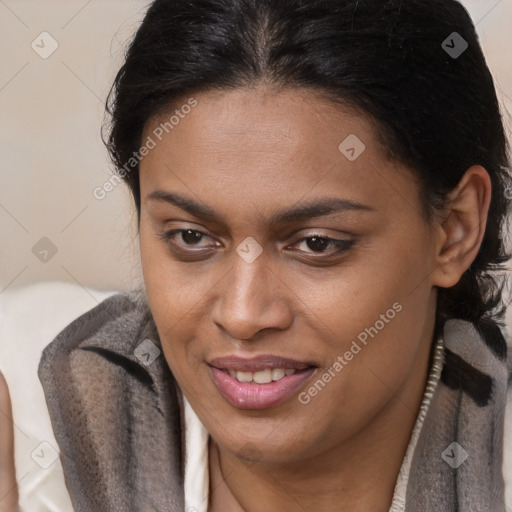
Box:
[305,236,330,252]
[158,228,214,249]
[291,235,355,257]
[180,229,205,245]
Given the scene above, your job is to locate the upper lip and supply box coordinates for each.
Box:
[208,355,316,373]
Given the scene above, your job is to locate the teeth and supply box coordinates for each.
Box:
[271,368,285,380]
[237,371,253,383]
[253,369,272,384]
[226,368,297,384]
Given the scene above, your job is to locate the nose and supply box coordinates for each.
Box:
[212,252,293,341]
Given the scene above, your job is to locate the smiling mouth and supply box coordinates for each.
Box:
[208,355,318,409]
[219,367,312,384]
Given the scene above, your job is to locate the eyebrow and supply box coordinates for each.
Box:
[146,190,375,227]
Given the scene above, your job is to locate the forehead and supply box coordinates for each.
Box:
[140,86,388,182]
[143,86,382,160]
[138,86,421,224]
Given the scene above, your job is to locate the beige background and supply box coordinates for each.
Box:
[0,0,511,316]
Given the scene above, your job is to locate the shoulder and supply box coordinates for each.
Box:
[0,280,121,434]
[36,284,167,424]
[31,283,185,510]
[502,323,512,507]
[0,281,118,511]
[504,384,512,507]
[38,284,151,376]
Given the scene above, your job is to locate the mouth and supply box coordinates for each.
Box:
[221,367,304,384]
[208,355,318,409]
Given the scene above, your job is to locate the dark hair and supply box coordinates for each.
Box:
[104,0,512,348]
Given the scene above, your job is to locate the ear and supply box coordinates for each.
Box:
[431,165,492,288]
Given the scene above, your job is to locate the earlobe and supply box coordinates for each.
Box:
[431,165,492,289]
[433,210,469,287]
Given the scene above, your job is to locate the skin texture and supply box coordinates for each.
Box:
[138,86,491,511]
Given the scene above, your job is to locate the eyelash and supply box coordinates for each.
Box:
[157,228,355,258]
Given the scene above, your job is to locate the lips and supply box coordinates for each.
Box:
[208,355,317,409]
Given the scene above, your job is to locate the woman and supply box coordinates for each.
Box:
[35,0,512,510]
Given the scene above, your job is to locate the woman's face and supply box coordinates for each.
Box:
[138,86,441,464]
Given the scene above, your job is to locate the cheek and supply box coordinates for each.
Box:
[139,229,190,365]
[298,241,433,422]
[296,302,427,447]
[332,227,435,331]
[140,225,209,317]
[139,226,223,380]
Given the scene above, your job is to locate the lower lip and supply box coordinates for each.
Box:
[209,366,316,409]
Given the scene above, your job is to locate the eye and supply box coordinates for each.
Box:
[158,228,355,259]
[289,234,355,257]
[158,228,216,250]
